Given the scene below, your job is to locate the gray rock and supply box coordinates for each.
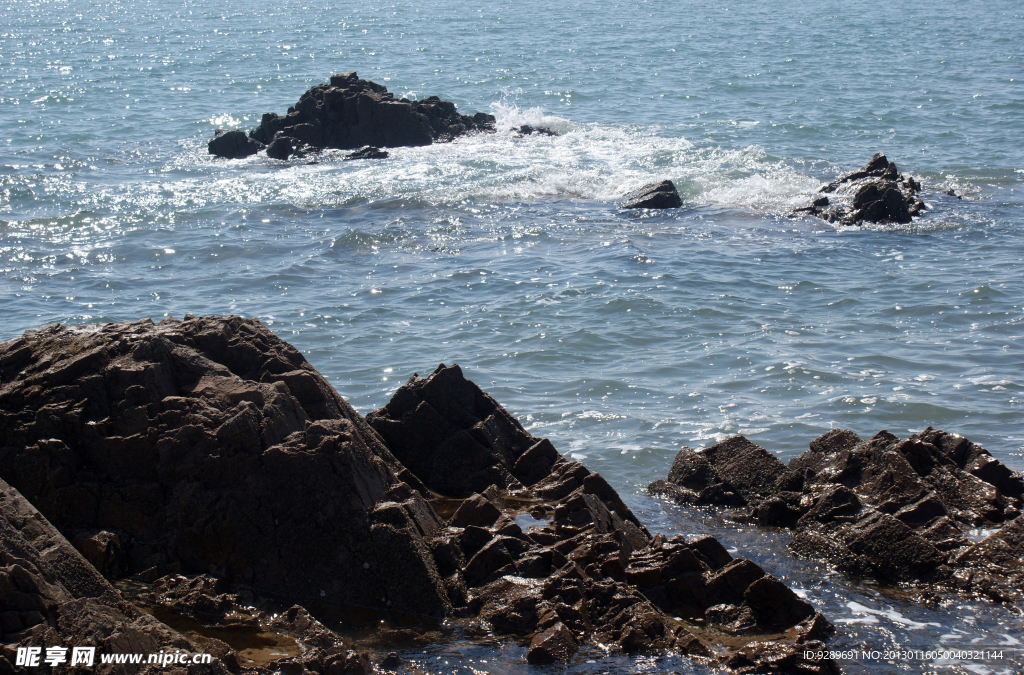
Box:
[620,180,683,209]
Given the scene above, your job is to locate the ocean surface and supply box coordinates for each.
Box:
[2,0,1023,672]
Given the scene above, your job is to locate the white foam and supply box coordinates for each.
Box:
[156,107,835,216]
[489,101,577,135]
[842,601,941,630]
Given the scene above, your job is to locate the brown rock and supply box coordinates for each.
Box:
[651,424,1024,599]
[526,622,577,664]
[742,575,814,630]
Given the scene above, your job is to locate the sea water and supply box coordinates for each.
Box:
[2,0,1023,672]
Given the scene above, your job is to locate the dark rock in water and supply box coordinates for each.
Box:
[620,180,683,209]
[516,125,557,137]
[1,319,836,673]
[344,146,389,161]
[266,136,294,160]
[0,317,452,617]
[0,478,229,674]
[649,427,1024,602]
[208,129,262,159]
[207,70,495,159]
[378,652,402,672]
[266,135,321,161]
[792,152,926,225]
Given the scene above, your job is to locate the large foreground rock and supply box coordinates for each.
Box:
[1,318,836,672]
[793,153,926,225]
[0,317,452,617]
[209,71,495,160]
[650,428,1024,602]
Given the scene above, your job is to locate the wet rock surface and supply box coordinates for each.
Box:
[133,574,375,674]
[791,153,926,225]
[1,318,836,672]
[620,180,683,210]
[209,71,495,159]
[650,427,1024,602]
[344,146,389,161]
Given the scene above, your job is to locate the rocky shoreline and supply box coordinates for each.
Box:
[1,317,835,674]
[3,316,1021,674]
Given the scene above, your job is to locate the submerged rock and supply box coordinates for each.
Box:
[650,427,1024,602]
[1,318,836,672]
[515,125,557,137]
[344,146,389,161]
[792,153,925,225]
[620,180,683,209]
[209,71,495,159]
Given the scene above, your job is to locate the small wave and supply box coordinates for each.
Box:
[489,101,576,135]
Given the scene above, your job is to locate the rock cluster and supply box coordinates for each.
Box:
[620,180,683,210]
[208,71,495,160]
[370,366,834,668]
[650,429,1024,602]
[1,316,836,673]
[793,153,926,225]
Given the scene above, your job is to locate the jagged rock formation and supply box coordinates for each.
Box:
[135,574,375,674]
[1,318,836,672]
[792,153,926,225]
[209,71,495,160]
[0,478,231,675]
[650,428,1024,602]
[620,180,683,210]
[369,365,835,670]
